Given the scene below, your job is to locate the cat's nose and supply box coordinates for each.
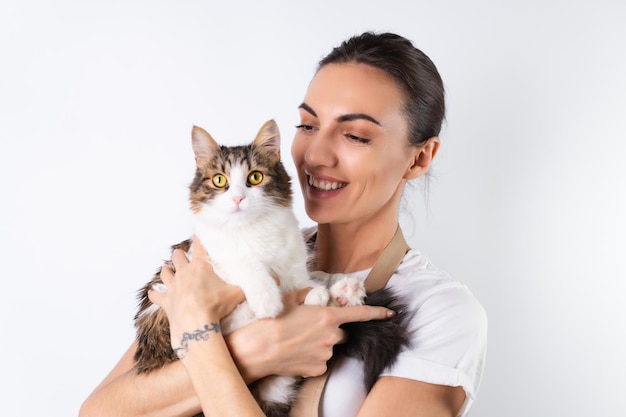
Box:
[232,195,245,206]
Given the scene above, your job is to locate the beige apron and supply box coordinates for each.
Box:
[290,226,409,417]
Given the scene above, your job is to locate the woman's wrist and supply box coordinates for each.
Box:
[174,320,265,417]
[226,322,276,384]
[171,321,223,360]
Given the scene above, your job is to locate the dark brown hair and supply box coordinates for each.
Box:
[318,32,445,146]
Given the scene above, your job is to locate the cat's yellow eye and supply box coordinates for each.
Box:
[248,171,263,185]
[212,174,227,188]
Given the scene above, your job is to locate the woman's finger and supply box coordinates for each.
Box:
[147,288,164,306]
[191,235,209,262]
[331,305,396,325]
[160,262,174,284]
[171,248,189,265]
[282,287,312,307]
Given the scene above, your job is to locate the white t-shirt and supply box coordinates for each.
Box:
[309,248,488,417]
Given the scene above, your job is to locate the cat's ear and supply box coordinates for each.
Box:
[253,119,281,157]
[191,126,220,163]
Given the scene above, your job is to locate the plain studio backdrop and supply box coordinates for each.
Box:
[1,1,624,416]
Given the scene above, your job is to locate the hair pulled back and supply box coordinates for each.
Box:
[318,32,445,146]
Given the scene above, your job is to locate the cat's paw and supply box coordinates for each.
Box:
[247,288,284,319]
[329,277,366,307]
[303,285,330,306]
[253,302,283,319]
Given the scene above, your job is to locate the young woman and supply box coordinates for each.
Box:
[80,32,487,417]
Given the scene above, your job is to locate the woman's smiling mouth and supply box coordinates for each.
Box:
[307,175,348,191]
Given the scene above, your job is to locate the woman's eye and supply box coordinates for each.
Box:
[212,174,227,188]
[345,133,370,144]
[295,124,315,132]
[248,171,263,185]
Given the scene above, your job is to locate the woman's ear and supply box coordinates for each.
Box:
[404,136,440,180]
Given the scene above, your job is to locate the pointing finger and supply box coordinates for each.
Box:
[331,305,396,325]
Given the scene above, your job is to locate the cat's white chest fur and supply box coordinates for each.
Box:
[193,203,327,331]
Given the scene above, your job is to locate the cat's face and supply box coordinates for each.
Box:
[189,120,292,224]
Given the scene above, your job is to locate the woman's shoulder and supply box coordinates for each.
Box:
[386,249,488,401]
[392,249,463,294]
[391,249,487,327]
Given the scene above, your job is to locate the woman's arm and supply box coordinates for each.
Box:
[79,301,393,417]
[79,292,317,417]
[356,281,487,417]
[153,242,397,417]
[357,377,466,417]
[229,289,395,382]
[80,237,395,417]
[79,341,202,417]
[170,322,264,417]
[148,240,264,417]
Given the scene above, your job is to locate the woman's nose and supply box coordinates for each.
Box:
[304,130,338,168]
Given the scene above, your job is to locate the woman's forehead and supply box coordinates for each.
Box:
[302,63,407,126]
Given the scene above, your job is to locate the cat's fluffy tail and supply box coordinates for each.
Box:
[337,288,413,391]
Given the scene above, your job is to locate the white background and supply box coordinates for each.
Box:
[1,1,625,416]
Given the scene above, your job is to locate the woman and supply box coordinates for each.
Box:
[80,32,487,417]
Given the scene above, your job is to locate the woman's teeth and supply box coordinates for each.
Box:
[309,176,346,191]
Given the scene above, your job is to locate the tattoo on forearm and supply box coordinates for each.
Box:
[173,322,221,359]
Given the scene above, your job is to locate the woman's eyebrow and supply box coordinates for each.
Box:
[298,102,381,126]
[298,102,317,117]
[337,113,381,126]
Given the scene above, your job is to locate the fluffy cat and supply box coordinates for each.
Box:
[133,120,411,417]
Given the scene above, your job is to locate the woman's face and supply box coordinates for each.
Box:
[291,63,421,226]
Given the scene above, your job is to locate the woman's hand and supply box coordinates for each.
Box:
[149,238,265,417]
[148,237,245,341]
[228,288,395,383]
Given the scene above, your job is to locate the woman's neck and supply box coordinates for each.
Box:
[313,215,400,273]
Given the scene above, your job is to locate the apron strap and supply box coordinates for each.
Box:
[290,225,409,417]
